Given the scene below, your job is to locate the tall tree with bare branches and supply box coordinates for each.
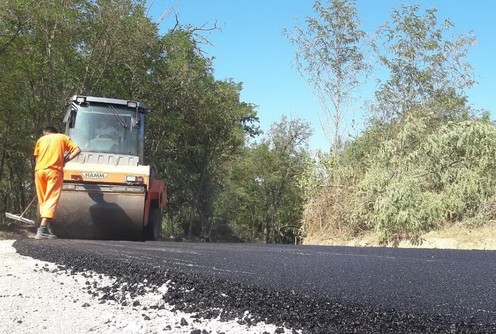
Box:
[285,0,369,155]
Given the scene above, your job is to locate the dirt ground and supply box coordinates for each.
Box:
[0,221,36,240]
[2,219,496,250]
[303,224,496,250]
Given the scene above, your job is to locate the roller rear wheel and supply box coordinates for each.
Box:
[145,206,162,241]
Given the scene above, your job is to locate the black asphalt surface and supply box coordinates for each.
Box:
[13,239,496,333]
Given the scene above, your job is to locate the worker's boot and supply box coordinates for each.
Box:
[35,227,57,240]
[47,225,56,236]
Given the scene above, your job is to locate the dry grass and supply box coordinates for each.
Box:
[300,185,357,240]
[303,224,496,250]
[4,218,495,251]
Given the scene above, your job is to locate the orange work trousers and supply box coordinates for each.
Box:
[35,168,63,219]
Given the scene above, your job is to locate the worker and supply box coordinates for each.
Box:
[33,125,81,239]
[96,119,118,139]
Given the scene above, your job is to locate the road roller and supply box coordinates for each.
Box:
[51,95,166,241]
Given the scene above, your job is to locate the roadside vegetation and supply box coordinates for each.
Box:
[292,1,493,245]
[0,0,492,245]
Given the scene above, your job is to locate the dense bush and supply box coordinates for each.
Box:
[302,118,496,243]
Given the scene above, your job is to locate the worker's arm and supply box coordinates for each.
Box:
[64,146,81,164]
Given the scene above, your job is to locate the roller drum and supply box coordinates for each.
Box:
[52,183,146,241]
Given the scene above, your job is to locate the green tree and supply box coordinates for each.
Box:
[300,3,483,245]
[76,0,159,98]
[0,0,263,244]
[286,0,368,154]
[0,0,84,217]
[371,4,476,122]
[144,29,259,241]
[218,116,311,243]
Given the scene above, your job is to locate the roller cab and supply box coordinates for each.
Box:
[51,96,166,241]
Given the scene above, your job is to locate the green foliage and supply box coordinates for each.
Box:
[0,0,72,216]
[300,2,485,244]
[423,121,496,219]
[381,120,496,240]
[143,29,260,241]
[3,0,493,249]
[0,0,261,241]
[77,0,159,98]
[217,116,311,243]
[353,166,443,242]
[372,4,476,121]
[303,116,496,244]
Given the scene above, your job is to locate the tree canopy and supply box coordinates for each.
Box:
[1,0,492,245]
[0,0,260,242]
[298,1,491,245]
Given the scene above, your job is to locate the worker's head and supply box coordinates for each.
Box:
[43,126,58,135]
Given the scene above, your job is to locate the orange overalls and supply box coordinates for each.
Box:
[34,133,79,219]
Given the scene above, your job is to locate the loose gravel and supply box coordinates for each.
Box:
[8,239,496,334]
[0,240,285,334]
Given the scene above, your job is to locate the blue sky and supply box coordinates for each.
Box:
[146,1,495,151]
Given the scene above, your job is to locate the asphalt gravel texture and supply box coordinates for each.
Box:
[13,239,496,333]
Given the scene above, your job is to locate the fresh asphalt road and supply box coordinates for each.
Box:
[13,239,496,332]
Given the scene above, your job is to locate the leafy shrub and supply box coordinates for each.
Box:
[302,118,496,244]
